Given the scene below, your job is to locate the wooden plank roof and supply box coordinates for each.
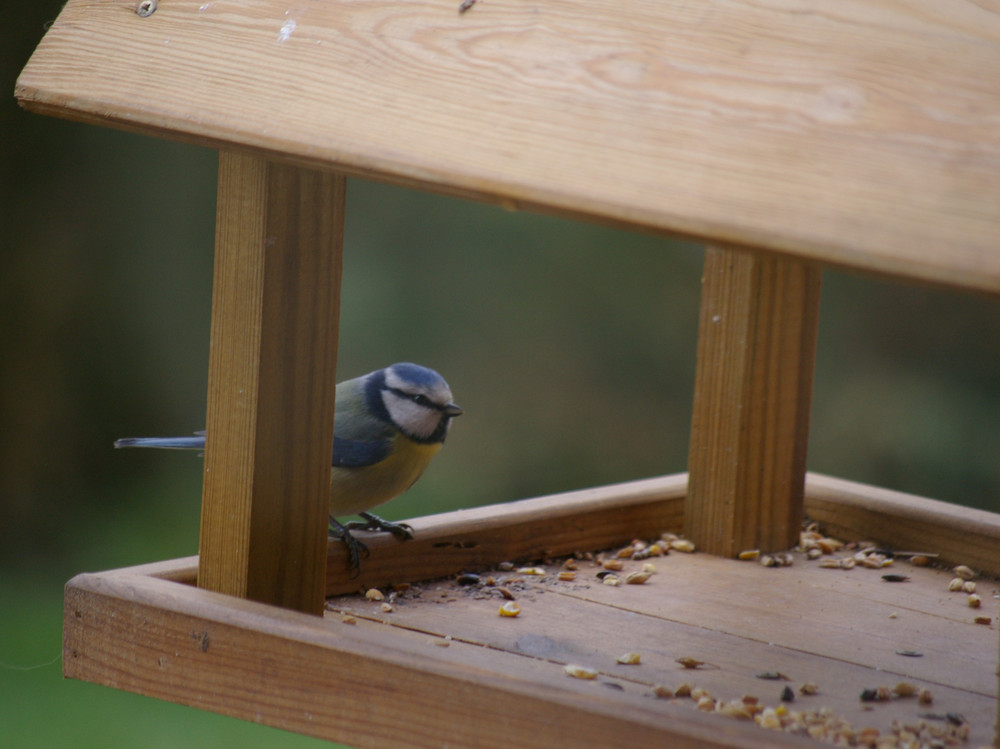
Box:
[15,0,1000,293]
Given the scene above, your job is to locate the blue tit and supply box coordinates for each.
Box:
[116,362,462,569]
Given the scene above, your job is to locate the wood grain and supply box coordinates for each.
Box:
[686,247,821,556]
[63,571,786,749]
[324,474,687,596]
[199,152,344,614]
[803,473,1000,576]
[15,0,1000,293]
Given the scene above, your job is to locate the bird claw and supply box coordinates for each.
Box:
[345,512,415,542]
[330,513,414,574]
[329,518,370,575]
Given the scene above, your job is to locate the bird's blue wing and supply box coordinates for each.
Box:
[332,436,392,468]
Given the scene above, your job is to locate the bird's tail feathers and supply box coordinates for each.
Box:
[114,435,206,450]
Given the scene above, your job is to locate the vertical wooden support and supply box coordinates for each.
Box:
[686,245,821,556]
[198,152,345,615]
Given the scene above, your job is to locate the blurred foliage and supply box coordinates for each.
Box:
[2,1,998,747]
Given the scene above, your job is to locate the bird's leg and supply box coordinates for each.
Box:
[329,516,369,574]
[344,511,415,541]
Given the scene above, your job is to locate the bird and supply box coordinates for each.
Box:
[115,362,462,570]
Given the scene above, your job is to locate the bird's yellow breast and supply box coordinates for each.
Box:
[329,436,442,517]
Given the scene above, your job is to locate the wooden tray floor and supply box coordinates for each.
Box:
[63,475,1000,747]
[327,546,997,747]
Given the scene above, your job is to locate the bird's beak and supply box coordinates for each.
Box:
[445,403,463,417]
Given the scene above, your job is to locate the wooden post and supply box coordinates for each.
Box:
[685,245,821,556]
[198,151,344,615]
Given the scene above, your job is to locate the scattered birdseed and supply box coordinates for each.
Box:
[615,651,641,665]
[974,615,992,625]
[365,588,384,602]
[895,650,923,657]
[953,565,975,580]
[674,683,692,697]
[601,559,624,571]
[434,635,452,647]
[651,684,673,698]
[517,566,545,575]
[799,683,819,695]
[496,586,515,600]
[670,539,696,553]
[340,614,357,625]
[948,578,965,592]
[909,555,931,566]
[893,682,919,697]
[498,601,521,617]
[624,570,651,585]
[641,562,657,574]
[602,575,622,586]
[881,574,909,583]
[780,685,795,702]
[676,657,710,669]
[962,580,977,594]
[380,602,393,613]
[557,571,576,582]
[738,549,760,561]
[967,594,982,608]
[918,688,933,705]
[456,573,480,585]
[563,664,597,679]
[755,672,790,680]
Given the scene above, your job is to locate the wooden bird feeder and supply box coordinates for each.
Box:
[16,0,1000,746]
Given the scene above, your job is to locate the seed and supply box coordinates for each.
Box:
[365,588,384,601]
[616,651,641,665]
[918,688,933,705]
[562,558,578,570]
[498,601,521,617]
[806,547,822,560]
[893,682,918,697]
[696,695,715,711]
[881,574,909,583]
[738,549,760,561]
[755,671,790,680]
[602,575,622,586]
[380,602,393,613]
[948,577,965,591]
[602,559,624,571]
[557,571,576,582]
[497,586,515,600]
[974,616,992,625]
[624,570,651,585]
[953,564,975,580]
[456,573,480,585]
[674,683,692,697]
[717,701,753,720]
[757,707,782,729]
[799,683,819,695]
[691,687,711,700]
[909,555,930,566]
[840,557,856,569]
[780,685,795,702]
[818,558,842,569]
[518,566,545,575]
[962,581,976,594]
[759,555,777,567]
[564,664,597,679]
[967,594,982,608]
[434,635,452,647]
[641,562,657,574]
[676,657,706,669]
[671,539,696,553]
[340,614,357,625]
[817,537,844,554]
[651,684,673,698]
[616,546,636,559]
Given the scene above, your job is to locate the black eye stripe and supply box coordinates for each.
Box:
[387,387,443,411]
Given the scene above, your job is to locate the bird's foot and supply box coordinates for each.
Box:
[345,512,415,542]
[329,517,369,575]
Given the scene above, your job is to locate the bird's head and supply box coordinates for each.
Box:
[373,362,462,443]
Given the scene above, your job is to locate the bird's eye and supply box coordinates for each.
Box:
[410,393,432,407]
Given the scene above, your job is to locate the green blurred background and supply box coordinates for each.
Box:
[3,3,998,747]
